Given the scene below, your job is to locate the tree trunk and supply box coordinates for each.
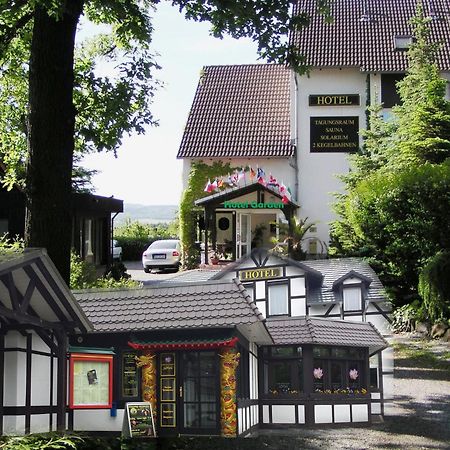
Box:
[26,1,84,283]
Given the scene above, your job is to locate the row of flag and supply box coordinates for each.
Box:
[204,167,293,204]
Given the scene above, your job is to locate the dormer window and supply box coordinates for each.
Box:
[394,35,413,51]
[343,286,362,311]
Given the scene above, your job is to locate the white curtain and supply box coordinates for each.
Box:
[268,284,288,316]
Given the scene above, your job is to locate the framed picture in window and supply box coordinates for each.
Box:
[69,353,113,409]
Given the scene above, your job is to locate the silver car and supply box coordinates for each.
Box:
[142,239,181,272]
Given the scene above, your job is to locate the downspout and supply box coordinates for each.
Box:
[289,72,299,204]
[110,212,119,268]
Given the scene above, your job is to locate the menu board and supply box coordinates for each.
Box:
[125,402,156,438]
[122,352,138,397]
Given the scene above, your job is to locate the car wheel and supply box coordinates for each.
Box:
[144,267,150,273]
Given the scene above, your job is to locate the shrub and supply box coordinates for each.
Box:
[114,219,178,260]
[70,251,140,290]
[391,301,426,332]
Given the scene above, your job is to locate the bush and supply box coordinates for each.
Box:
[114,219,178,261]
[391,301,426,332]
[70,251,140,290]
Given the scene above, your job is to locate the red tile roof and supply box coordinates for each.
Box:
[291,0,450,72]
[177,64,294,159]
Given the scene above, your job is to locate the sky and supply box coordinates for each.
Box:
[80,2,261,206]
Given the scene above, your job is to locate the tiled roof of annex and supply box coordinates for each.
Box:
[73,279,264,333]
[177,64,294,159]
[266,316,388,355]
[291,0,450,72]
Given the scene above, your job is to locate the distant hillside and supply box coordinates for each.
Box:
[115,204,178,226]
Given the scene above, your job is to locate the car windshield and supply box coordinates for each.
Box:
[149,240,178,249]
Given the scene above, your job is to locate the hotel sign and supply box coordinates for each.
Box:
[239,267,281,281]
[309,94,360,106]
[310,116,359,153]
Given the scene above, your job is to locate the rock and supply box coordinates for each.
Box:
[443,328,450,342]
[415,321,430,335]
[431,322,448,339]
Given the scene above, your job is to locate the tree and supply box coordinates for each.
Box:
[330,10,450,314]
[0,0,331,282]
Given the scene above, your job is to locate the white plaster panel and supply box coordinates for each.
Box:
[285,266,305,277]
[309,304,336,316]
[290,277,306,296]
[30,414,51,433]
[367,315,391,336]
[252,405,258,426]
[344,314,363,322]
[73,409,124,431]
[255,281,266,300]
[31,354,51,406]
[334,404,351,423]
[31,331,51,353]
[3,351,18,406]
[296,68,367,248]
[4,330,24,348]
[371,392,381,400]
[291,297,306,317]
[297,405,305,424]
[371,402,382,414]
[382,347,395,372]
[3,416,25,435]
[238,408,243,435]
[383,373,394,401]
[314,405,333,424]
[262,405,269,424]
[343,277,361,285]
[256,301,266,318]
[352,404,369,422]
[246,407,250,430]
[272,405,296,424]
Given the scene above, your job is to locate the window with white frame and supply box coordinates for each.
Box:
[343,286,362,311]
[243,283,254,303]
[268,283,288,316]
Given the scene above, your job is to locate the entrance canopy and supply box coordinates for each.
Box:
[195,182,299,263]
[195,181,299,210]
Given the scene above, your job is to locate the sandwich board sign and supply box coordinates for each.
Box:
[123,402,156,438]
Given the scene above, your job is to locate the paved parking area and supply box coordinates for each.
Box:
[124,260,181,285]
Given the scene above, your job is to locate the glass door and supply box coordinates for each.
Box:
[237,213,251,258]
[179,351,219,434]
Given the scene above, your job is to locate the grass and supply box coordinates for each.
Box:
[392,340,450,370]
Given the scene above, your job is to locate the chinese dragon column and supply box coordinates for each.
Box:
[136,352,157,421]
[219,347,240,437]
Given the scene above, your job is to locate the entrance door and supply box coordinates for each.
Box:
[179,351,220,434]
[237,213,251,258]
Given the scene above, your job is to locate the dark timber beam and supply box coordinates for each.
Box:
[55,329,68,431]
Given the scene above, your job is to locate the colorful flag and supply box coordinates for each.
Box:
[267,174,279,188]
[217,178,224,188]
[282,195,290,204]
[238,168,246,183]
[256,166,265,179]
[211,178,218,191]
[249,167,256,181]
[204,179,212,192]
[279,183,287,197]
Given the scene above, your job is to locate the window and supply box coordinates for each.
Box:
[394,35,413,50]
[268,283,288,316]
[343,286,362,311]
[262,346,303,396]
[312,346,366,393]
[381,74,404,108]
[242,284,254,303]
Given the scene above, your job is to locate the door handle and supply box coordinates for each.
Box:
[179,385,183,398]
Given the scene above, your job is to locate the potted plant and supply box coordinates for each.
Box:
[209,251,222,265]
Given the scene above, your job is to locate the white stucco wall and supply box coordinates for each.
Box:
[295,68,368,248]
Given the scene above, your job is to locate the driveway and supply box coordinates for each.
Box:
[123,260,182,286]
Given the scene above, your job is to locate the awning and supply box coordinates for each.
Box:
[128,335,239,351]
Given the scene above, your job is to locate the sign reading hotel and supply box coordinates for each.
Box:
[239,267,281,281]
[310,116,359,153]
[309,94,360,106]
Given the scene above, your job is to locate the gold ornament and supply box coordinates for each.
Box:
[136,352,157,421]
